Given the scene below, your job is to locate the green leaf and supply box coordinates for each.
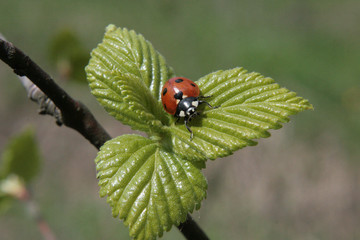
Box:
[86,25,174,134]
[48,28,89,83]
[96,134,207,240]
[169,67,313,161]
[0,128,42,183]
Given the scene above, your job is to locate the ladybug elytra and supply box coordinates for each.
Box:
[161,77,219,140]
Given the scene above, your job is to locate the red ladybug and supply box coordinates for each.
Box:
[161,77,218,139]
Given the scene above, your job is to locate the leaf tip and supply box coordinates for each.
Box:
[306,102,314,110]
[105,24,117,33]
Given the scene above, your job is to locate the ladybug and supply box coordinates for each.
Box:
[161,77,219,140]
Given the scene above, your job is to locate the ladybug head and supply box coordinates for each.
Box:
[175,97,199,118]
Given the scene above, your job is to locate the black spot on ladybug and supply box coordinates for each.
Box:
[162,88,167,96]
[191,83,196,87]
[174,91,183,100]
[175,78,183,83]
[163,103,167,110]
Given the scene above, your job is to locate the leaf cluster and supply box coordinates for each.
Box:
[86,25,312,239]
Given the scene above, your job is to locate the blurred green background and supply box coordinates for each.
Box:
[1,0,359,239]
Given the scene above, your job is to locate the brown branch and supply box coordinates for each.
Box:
[0,34,62,124]
[0,38,110,149]
[19,74,63,125]
[0,38,209,240]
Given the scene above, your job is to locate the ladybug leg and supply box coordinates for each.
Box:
[188,111,199,121]
[198,96,220,109]
[184,116,194,140]
[198,99,220,109]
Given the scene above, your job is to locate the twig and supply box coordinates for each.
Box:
[0,37,209,239]
[18,75,63,125]
[1,175,56,240]
[1,32,62,124]
[20,189,57,240]
[0,38,110,149]
[179,215,209,240]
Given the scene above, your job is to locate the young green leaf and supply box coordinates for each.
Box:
[96,134,207,240]
[86,25,174,134]
[169,68,313,161]
[88,72,167,133]
[0,128,41,183]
